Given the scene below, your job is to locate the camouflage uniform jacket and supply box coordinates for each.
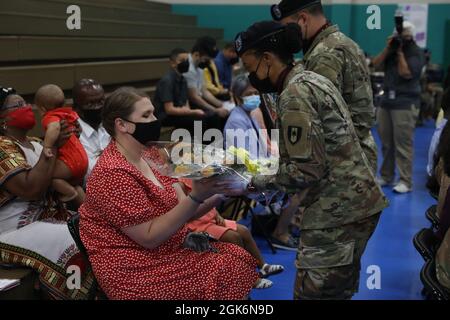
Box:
[302,25,378,174]
[253,64,389,230]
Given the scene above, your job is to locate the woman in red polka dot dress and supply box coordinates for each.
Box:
[79,87,258,300]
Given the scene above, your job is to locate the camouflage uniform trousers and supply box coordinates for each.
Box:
[294,212,381,300]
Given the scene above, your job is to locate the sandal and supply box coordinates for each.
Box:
[259,263,284,278]
[253,278,273,289]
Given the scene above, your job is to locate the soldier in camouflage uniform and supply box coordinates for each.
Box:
[234,21,388,300]
[271,0,378,175]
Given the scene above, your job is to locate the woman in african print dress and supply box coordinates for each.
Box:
[0,88,93,299]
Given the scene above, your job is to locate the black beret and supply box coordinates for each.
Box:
[271,0,321,21]
[234,21,286,56]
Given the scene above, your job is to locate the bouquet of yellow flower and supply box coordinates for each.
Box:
[143,142,278,181]
[226,146,279,177]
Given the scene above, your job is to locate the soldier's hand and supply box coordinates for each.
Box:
[217,179,249,198]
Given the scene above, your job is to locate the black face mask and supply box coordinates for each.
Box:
[82,109,102,129]
[248,58,277,94]
[177,59,190,74]
[123,118,161,145]
[229,57,240,65]
[198,60,210,70]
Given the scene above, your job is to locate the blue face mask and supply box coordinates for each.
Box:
[242,95,261,112]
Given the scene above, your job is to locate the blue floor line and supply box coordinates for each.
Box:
[250,120,436,300]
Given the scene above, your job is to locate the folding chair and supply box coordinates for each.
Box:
[425,205,440,230]
[67,214,107,300]
[420,258,450,300]
[413,228,441,261]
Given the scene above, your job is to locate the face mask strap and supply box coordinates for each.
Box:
[266,61,271,80]
[254,57,263,76]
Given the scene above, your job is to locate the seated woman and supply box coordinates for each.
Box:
[0,87,93,299]
[224,74,269,159]
[79,87,258,300]
[183,179,284,289]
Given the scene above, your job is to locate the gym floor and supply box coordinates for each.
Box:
[250,121,435,300]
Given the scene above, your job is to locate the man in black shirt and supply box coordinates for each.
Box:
[153,48,221,137]
[372,20,425,193]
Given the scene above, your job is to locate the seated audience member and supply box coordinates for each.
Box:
[0,87,93,299]
[153,48,221,135]
[435,122,450,237]
[72,79,110,182]
[35,85,88,207]
[215,42,239,90]
[436,227,450,291]
[204,57,231,101]
[434,121,450,220]
[427,88,450,177]
[184,37,230,129]
[224,75,268,159]
[79,87,258,300]
[182,179,283,289]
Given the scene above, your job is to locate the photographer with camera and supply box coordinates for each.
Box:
[372,15,425,194]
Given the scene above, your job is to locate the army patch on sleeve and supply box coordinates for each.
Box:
[288,126,302,145]
[282,111,312,159]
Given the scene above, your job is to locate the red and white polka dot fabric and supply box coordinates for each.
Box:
[79,142,258,300]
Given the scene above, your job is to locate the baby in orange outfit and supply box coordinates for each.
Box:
[35,84,88,206]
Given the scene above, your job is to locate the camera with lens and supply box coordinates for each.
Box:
[390,12,404,52]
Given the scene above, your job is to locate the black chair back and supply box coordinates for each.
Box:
[420,259,450,300]
[67,213,104,300]
[425,205,440,230]
[413,228,440,261]
[67,214,90,264]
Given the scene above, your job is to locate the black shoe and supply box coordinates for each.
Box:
[270,236,298,251]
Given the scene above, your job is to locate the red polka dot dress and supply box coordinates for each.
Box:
[79,142,258,300]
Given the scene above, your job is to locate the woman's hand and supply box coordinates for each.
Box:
[74,120,82,138]
[55,120,71,148]
[190,177,222,202]
[190,176,244,202]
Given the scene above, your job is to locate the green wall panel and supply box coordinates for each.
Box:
[173,3,450,66]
